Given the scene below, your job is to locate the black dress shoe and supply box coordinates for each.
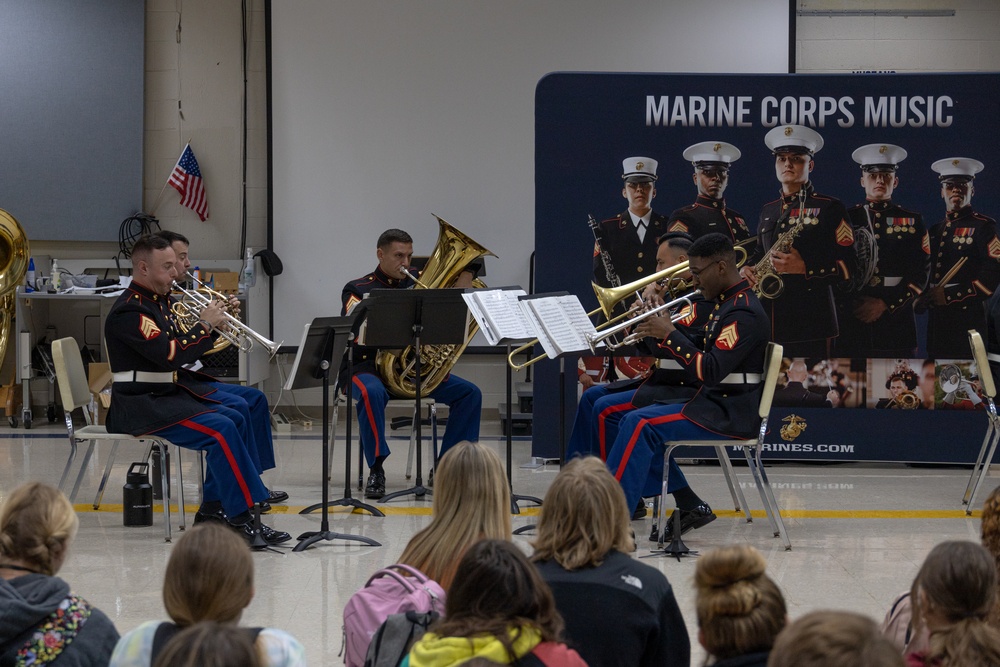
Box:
[266,488,289,503]
[631,500,647,521]
[365,470,386,499]
[649,525,660,542]
[259,502,272,514]
[234,519,292,545]
[661,503,717,540]
[194,505,231,525]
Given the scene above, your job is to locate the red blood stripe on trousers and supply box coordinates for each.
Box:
[180,418,254,507]
[598,402,634,460]
[613,412,687,482]
[353,376,383,458]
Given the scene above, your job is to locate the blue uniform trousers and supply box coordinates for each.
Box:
[607,402,732,512]
[351,372,482,468]
[152,409,267,517]
[208,381,276,473]
[568,384,664,498]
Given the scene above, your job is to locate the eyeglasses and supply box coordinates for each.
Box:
[689,259,722,277]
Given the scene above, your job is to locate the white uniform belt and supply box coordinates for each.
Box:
[988,353,1000,364]
[882,277,902,287]
[112,370,177,383]
[719,372,761,385]
[657,359,683,370]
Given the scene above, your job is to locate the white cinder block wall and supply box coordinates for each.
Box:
[796,0,1000,73]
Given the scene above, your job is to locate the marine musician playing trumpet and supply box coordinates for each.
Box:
[742,125,854,357]
[154,230,289,514]
[104,234,291,544]
[341,228,483,500]
[604,234,770,542]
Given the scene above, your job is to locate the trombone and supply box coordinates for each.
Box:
[506,242,749,371]
[171,275,283,358]
[506,260,693,371]
[584,290,700,352]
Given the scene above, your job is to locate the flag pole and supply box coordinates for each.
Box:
[148,139,192,217]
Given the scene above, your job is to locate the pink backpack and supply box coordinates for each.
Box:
[342,563,446,667]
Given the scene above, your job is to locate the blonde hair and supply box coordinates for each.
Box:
[768,610,904,667]
[910,540,1000,667]
[398,441,511,590]
[531,456,633,569]
[162,523,254,625]
[694,544,785,661]
[0,482,79,576]
[980,485,1000,626]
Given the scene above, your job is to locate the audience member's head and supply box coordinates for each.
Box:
[532,456,633,569]
[768,610,904,667]
[163,523,254,626]
[152,621,262,667]
[981,486,1000,625]
[0,481,79,576]
[909,540,1000,666]
[695,544,786,662]
[431,539,563,658]
[398,441,511,589]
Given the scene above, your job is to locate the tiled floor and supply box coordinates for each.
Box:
[0,419,991,665]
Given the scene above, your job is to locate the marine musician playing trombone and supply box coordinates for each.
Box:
[341,228,483,500]
[567,233,705,511]
[603,234,770,542]
[154,230,289,513]
[104,234,291,544]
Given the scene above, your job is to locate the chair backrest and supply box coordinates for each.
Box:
[50,337,94,412]
[758,342,784,418]
[969,329,996,400]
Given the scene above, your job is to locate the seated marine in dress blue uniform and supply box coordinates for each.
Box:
[104,234,290,544]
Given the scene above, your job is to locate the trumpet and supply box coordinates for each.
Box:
[171,277,283,358]
[585,290,700,352]
[506,260,694,371]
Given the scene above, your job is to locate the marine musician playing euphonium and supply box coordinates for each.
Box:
[340,228,483,500]
[742,125,854,358]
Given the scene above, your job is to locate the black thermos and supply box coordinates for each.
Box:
[123,462,153,526]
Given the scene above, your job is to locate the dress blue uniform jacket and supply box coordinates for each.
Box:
[666,194,752,244]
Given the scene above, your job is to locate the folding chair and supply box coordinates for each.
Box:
[963,329,999,514]
[51,337,187,542]
[659,342,791,550]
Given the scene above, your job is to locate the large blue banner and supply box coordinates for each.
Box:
[532,72,999,463]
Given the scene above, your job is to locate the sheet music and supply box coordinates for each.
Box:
[519,299,559,358]
[462,288,534,345]
[522,295,596,357]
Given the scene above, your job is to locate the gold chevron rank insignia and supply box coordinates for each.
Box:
[678,306,696,326]
[921,233,930,255]
[345,294,361,315]
[139,315,161,340]
[990,237,1000,260]
[835,220,854,246]
[668,221,689,233]
[715,322,739,350]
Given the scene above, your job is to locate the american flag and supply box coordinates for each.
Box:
[168,143,209,221]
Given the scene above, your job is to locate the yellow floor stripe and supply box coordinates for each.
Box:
[74,504,977,519]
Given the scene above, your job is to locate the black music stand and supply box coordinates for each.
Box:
[505,343,542,515]
[286,316,381,552]
[365,288,469,503]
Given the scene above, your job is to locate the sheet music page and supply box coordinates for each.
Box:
[519,300,559,358]
[461,292,497,345]
[557,295,601,342]
[526,296,590,355]
[485,289,534,341]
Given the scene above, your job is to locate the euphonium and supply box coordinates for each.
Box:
[0,209,30,374]
[375,216,496,398]
[887,390,920,410]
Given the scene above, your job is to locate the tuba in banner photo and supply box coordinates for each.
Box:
[375,216,496,398]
